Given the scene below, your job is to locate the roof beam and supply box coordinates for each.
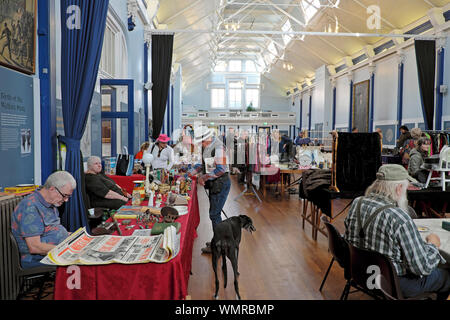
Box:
[350,0,397,29]
[148,28,437,40]
[162,0,204,24]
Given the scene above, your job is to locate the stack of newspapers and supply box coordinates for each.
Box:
[41,226,180,266]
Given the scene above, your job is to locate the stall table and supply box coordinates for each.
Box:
[413,218,450,261]
[53,179,199,300]
[107,174,145,195]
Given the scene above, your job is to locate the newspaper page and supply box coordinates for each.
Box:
[41,226,179,266]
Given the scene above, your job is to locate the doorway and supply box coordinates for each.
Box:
[100,79,134,158]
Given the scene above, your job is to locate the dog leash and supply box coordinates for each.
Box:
[204,188,229,219]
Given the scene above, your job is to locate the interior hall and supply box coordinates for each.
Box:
[1,0,450,304]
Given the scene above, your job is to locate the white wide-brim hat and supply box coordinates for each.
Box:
[194,126,214,144]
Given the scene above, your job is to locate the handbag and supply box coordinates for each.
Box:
[116,146,134,176]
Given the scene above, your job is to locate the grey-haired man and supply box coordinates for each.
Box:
[344,164,450,299]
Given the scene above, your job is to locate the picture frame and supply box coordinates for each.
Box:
[0,0,36,75]
[352,80,370,132]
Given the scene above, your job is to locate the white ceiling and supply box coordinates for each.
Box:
[154,0,449,92]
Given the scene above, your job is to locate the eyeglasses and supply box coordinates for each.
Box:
[54,186,71,200]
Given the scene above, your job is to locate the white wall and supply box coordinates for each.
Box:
[402,47,424,122]
[335,75,350,128]
[374,55,398,122]
[260,76,289,112]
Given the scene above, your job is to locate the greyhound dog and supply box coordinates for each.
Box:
[211,215,256,300]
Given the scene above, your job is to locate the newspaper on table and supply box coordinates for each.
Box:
[41,226,180,266]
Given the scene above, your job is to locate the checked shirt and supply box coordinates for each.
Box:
[344,193,445,276]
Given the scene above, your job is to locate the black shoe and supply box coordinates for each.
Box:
[201,246,212,254]
[206,242,211,247]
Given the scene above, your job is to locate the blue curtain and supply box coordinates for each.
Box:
[60,0,109,232]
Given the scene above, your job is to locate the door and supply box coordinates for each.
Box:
[100,79,134,158]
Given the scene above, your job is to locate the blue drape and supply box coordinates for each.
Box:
[60,0,109,232]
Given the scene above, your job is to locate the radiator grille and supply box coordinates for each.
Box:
[0,195,24,300]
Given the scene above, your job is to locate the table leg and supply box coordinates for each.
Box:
[281,174,285,199]
[310,202,316,239]
[262,175,266,198]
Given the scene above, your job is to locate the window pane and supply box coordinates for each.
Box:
[229,60,242,72]
[229,81,243,89]
[211,88,225,109]
[246,89,259,109]
[214,61,227,72]
[245,60,256,72]
[229,88,242,109]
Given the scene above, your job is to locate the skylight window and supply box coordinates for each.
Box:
[214,60,227,72]
[282,19,293,46]
[302,0,320,24]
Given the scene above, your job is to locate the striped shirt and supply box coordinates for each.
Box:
[344,193,445,276]
[189,137,229,180]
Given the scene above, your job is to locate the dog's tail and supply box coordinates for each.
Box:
[215,240,230,288]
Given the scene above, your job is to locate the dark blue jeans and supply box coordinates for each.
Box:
[399,267,450,300]
[208,176,231,227]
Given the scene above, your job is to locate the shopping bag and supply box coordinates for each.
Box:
[116,147,134,176]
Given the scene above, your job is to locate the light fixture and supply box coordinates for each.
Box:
[282,61,293,71]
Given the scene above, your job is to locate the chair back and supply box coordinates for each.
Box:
[9,229,24,275]
[321,216,350,274]
[348,243,402,299]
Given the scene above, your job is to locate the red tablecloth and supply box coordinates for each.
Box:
[54,182,199,300]
[107,174,146,195]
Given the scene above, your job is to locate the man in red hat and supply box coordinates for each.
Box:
[147,134,175,170]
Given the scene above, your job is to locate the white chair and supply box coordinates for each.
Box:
[424,145,450,191]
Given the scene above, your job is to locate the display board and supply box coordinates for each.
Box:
[0,67,34,187]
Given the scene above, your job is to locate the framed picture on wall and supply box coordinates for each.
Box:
[352,80,370,132]
[375,124,396,147]
[443,121,450,131]
[0,0,36,75]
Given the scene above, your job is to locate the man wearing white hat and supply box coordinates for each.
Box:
[188,126,231,254]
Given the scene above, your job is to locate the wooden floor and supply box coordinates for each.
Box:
[188,175,369,300]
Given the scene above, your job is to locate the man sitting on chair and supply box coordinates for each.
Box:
[344,164,450,300]
[11,171,75,268]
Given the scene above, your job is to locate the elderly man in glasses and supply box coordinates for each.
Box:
[11,171,76,269]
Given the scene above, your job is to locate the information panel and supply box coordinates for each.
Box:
[0,67,34,187]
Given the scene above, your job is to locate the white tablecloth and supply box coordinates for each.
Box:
[413,218,450,261]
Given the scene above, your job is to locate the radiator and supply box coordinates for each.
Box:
[0,195,24,300]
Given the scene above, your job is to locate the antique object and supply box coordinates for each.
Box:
[161,206,179,223]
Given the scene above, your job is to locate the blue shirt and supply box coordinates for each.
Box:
[11,189,69,266]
